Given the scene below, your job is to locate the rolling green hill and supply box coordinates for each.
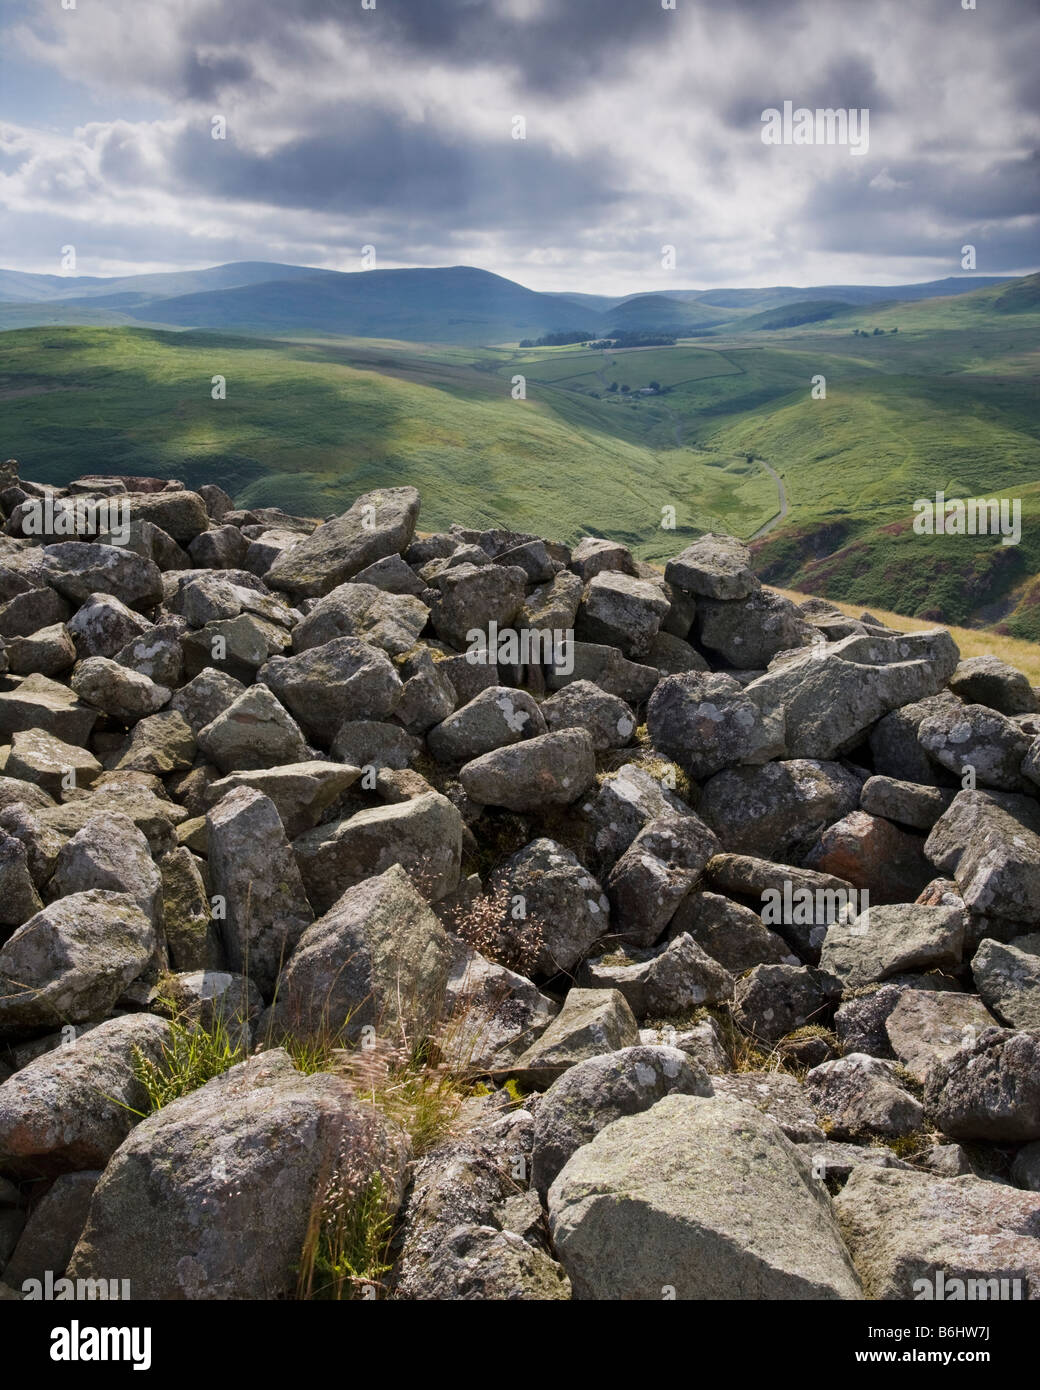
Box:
[1,269,1037,637]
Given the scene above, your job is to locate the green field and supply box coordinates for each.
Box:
[2,272,1039,637]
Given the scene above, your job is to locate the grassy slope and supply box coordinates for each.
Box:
[1,271,1037,642]
[0,326,777,550]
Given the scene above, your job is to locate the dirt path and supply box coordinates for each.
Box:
[749,458,788,539]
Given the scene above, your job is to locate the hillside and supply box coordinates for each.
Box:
[0,261,1017,344]
[1,269,1037,635]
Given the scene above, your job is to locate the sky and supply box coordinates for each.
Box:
[1,0,1038,295]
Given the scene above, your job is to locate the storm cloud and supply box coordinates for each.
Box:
[1,0,1037,291]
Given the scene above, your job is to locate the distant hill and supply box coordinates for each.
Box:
[0,260,1022,344]
[733,299,854,331]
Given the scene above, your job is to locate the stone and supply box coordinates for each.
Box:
[41,542,163,608]
[159,847,224,972]
[576,571,669,658]
[170,668,246,735]
[646,670,785,780]
[0,832,43,932]
[919,703,1031,791]
[0,892,156,1035]
[545,641,658,704]
[266,486,420,598]
[539,681,636,752]
[699,760,863,861]
[972,935,1040,1029]
[859,775,954,830]
[488,838,608,976]
[819,903,966,990]
[531,1046,711,1197]
[949,655,1039,715]
[115,709,196,775]
[548,1094,861,1299]
[292,790,462,915]
[834,1166,1040,1300]
[884,989,999,1082]
[606,815,720,947]
[440,947,558,1071]
[746,629,960,760]
[697,589,814,668]
[291,583,428,656]
[0,1170,100,1285]
[4,728,101,797]
[664,535,759,600]
[0,1015,170,1176]
[206,787,314,998]
[869,691,963,787]
[48,812,161,923]
[427,686,545,764]
[511,988,639,1088]
[709,1072,826,1143]
[5,621,76,677]
[804,810,932,905]
[669,891,796,973]
[428,562,527,650]
[197,685,310,773]
[330,719,422,770]
[732,964,829,1043]
[259,865,455,1046]
[0,673,97,745]
[459,729,596,812]
[925,1027,1040,1141]
[570,536,637,582]
[582,763,692,872]
[67,1050,410,1298]
[805,1054,924,1140]
[203,761,360,839]
[260,637,403,744]
[925,790,1040,921]
[70,657,170,723]
[66,592,152,659]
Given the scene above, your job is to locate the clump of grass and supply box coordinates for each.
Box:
[130,1011,247,1114]
[297,1170,396,1301]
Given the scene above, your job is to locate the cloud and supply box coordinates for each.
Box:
[1,0,1037,290]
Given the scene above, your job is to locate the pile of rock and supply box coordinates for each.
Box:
[0,470,1039,1301]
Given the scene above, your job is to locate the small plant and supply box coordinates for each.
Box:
[129,1011,247,1114]
[443,881,545,978]
[297,1170,395,1301]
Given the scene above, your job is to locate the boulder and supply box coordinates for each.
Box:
[487,838,608,976]
[0,892,156,1035]
[427,686,545,764]
[206,787,314,999]
[664,535,758,600]
[606,815,720,947]
[646,670,785,780]
[925,1027,1040,1141]
[260,637,403,744]
[0,1015,170,1176]
[699,760,863,860]
[745,629,960,760]
[972,935,1040,1029]
[511,988,639,1088]
[918,703,1031,791]
[531,1046,711,1197]
[459,730,596,812]
[884,989,999,1082]
[292,790,462,914]
[834,1166,1040,1300]
[259,865,455,1046]
[548,1095,861,1299]
[819,903,966,990]
[266,486,420,598]
[196,684,310,773]
[805,1054,924,1140]
[67,1050,410,1298]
